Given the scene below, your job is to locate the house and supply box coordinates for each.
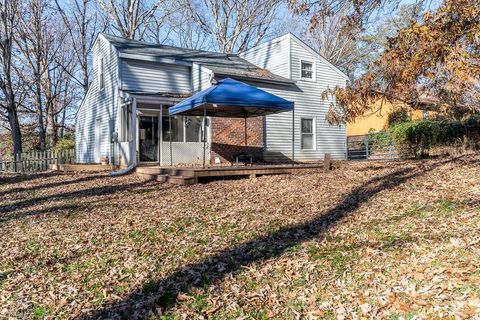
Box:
[75,33,348,167]
[347,96,440,136]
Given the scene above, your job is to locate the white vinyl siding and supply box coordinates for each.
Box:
[240,34,290,79]
[192,63,213,92]
[243,34,347,161]
[120,59,191,94]
[75,34,119,164]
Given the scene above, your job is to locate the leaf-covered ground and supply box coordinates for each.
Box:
[1,155,480,319]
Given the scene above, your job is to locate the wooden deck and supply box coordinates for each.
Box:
[136,164,325,185]
[49,164,117,172]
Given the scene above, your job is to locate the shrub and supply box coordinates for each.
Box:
[389,115,480,158]
[54,136,75,153]
[390,121,441,158]
[387,109,410,127]
[367,131,391,151]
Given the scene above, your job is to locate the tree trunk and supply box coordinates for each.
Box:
[47,109,58,147]
[59,107,67,138]
[7,106,22,155]
[35,83,46,150]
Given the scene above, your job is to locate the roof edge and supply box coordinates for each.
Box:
[288,33,349,81]
[212,72,296,86]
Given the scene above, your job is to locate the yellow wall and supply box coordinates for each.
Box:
[347,101,436,136]
[347,101,397,136]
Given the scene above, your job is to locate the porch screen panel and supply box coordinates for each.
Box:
[161,142,210,165]
[185,116,202,142]
[162,115,184,142]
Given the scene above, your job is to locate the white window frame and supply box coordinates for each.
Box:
[99,57,105,90]
[300,59,315,81]
[300,117,316,150]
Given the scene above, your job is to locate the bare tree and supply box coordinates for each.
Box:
[16,0,77,149]
[182,0,282,53]
[98,0,165,40]
[294,2,426,79]
[15,0,58,150]
[304,3,364,78]
[0,0,22,155]
[157,6,211,49]
[290,0,392,33]
[43,33,78,146]
[54,0,103,94]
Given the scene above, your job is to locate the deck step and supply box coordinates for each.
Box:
[166,175,196,185]
[156,174,168,183]
[136,167,165,175]
[138,172,196,185]
[137,173,156,180]
[136,167,196,177]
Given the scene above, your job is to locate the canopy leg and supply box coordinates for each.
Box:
[203,106,206,168]
[169,115,173,166]
[292,108,295,167]
[244,117,247,162]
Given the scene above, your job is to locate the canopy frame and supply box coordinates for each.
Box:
[169,78,295,168]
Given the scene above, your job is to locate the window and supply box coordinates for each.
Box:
[301,60,314,80]
[122,104,132,142]
[301,118,315,150]
[99,57,105,90]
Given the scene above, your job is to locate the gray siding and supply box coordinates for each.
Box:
[191,63,213,92]
[120,59,191,93]
[76,34,119,163]
[240,34,290,79]
[243,34,348,161]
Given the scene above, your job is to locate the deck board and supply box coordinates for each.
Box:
[136,164,324,183]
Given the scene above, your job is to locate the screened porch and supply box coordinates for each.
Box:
[120,98,210,166]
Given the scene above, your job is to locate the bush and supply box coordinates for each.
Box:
[387,109,410,127]
[54,137,75,153]
[389,115,480,158]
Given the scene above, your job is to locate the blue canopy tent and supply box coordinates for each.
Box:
[169,78,295,167]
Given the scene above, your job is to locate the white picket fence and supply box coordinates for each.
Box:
[0,149,75,173]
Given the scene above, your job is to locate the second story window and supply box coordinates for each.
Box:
[301,60,314,80]
[99,57,105,90]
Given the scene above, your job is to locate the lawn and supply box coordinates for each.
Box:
[1,155,480,319]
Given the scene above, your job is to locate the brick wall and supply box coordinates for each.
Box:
[210,116,264,163]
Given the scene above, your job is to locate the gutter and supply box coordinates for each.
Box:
[213,73,297,87]
[119,52,192,67]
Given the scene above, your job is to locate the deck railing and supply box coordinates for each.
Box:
[0,149,75,173]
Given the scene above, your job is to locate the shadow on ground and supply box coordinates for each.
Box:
[83,156,472,319]
[0,173,158,224]
[0,173,108,198]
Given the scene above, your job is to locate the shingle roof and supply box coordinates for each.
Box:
[101,33,294,84]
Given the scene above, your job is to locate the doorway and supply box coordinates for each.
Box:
[138,115,159,162]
